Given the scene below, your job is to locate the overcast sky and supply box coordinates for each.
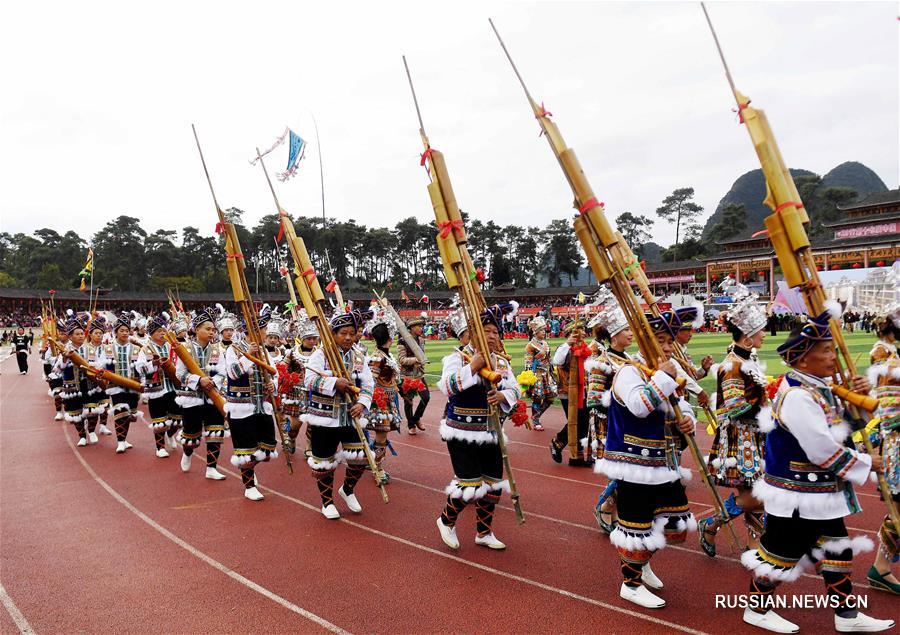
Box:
[1,1,896,249]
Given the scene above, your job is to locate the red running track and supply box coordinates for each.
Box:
[1,351,897,634]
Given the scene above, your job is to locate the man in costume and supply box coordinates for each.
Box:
[595,310,696,609]
[137,313,181,458]
[865,302,900,594]
[740,310,893,633]
[523,315,557,431]
[44,320,67,421]
[55,312,95,446]
[398,314,428,434]
[435,304,520,551]
[223,306,280,501]
[84,317,113,440]
[302,309,374,519]
[280,311,318,457]
[105,312,143,454]
[700,289,769,557]
[586,299,634,534]
[175,307,228,480]
[550,320,593,466]
[365,308,403,484]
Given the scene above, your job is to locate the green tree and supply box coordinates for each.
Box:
[540,219,583,286]
[655,187,703,261]
[35,263,68,290]
[706,203,748,246]
[616,212,654,250]
[92,216,148,291]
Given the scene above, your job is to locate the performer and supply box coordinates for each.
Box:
[398,314,428,434]
[55,312,95,446]
[366,310,403,484]
[84,318,113,440]
[223,307,280,501]
[700,291,769,557]
[280,312,318,456]
[550,320,592,466]
[866,303,900,594]
[12,325,30,374]
[175,307,228,480]
[523,316,557,431]
[214,305,239,359]
[587,300,634,534]
[740,311,893,633]
[595,310,697,609]
[435,304,520,551]
[672,304,713,408]
[137,313,182,458]
[104,313,142,454]
[302,309,374,519]
[45,321,67,421]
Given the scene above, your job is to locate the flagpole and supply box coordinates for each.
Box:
[309,111,341,303]
[89,244,94,314]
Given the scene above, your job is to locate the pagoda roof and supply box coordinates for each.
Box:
[822,211,900,229]
[837,188,900,211]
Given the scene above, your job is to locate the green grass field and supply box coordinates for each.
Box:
[399,331,879,391]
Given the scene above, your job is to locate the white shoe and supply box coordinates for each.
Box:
[76,437,87,447]
[155,448,170,458]
[474,532,506,550]
[321,504,340,519]
[338,486,362,513]
[180,452,191,472]
[743,608,799,633]
[205,467,226,481]
[124,441,133,450]
[166,434,177,450]
[642,563,664,590]
[115,441,127,453]
[253,473,258,486]
[437,518,459,550]
[619,582,666,609]
[98,424,112,436]
[243,487,264,501]
[88,432,99,444]
[54,412,63,421]
[835,612,895,633]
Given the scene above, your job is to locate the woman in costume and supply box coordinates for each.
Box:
[522,315,557,431]
[866,302,900,594]
[366,308,403,484]
[280,311,319,457]
[700,288,769,557]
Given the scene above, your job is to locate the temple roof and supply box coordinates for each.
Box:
[837,188,900,211]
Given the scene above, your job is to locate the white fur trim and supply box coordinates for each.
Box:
[225,402,257,419]
[679,466,693,482]
[824,300,842,321]
[610,517,668,552]
[810,535,874,561]
[65,413,85,423]
[752,479,855,519]
[175,395,204,408]
[486,479,511,494]
[445,480,490,501]
[600,391,611,408]
[439,419,506,445]
[757,405,775,433]
[338,449,366,463]
[143,388,168,400]
[742,549,811,583]
[300,413,339,427]
[594,458,683,484]
[230,454,256,466]
[828,421,851,444]
[307,456,338,471]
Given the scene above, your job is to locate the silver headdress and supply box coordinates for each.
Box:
[721,276,766,337]
[214,303,240,332]
[593,297,629,336]
[294,310,319,340]
[364,306,397,340]
[265,310,286,338]
[528,315,548,333]
[446,307,468,338]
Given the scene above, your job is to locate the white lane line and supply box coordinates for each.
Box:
[389,475,874,590]
[0,582,35,634]
[229,469,708,635]
[63,430,350,635]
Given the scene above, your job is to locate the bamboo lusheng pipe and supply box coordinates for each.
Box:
[141,343,182,389]
[458,350,503,385]
[490,20,740,549]
[54,340,143,392]
[373,291,429,366]
[193,125,293,474]
[700,2,899,532]
[404,55,524,523]
[304,364,361,395]
[164,330,227,416]
[831,384,879,414]
[257,149,388,501]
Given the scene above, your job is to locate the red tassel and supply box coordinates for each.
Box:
[325,279,337,293]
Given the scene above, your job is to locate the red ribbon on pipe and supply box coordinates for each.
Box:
[774,201,804,214]
[226,253,244,260]
[215,222,225,235]
[733,100,751,124]
[276,223,285,242]
[325,279,337,293]
[535,102,552,119]
[438,219,465,239]
[578,197,604,214]
[751,229,769,238]
[570,342,592,408]
[301,267,316,282]
[420,147,434,166]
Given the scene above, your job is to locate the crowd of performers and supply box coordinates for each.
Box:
[32,285,900,633]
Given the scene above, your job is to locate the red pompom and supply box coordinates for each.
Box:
[765,374,784,401]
